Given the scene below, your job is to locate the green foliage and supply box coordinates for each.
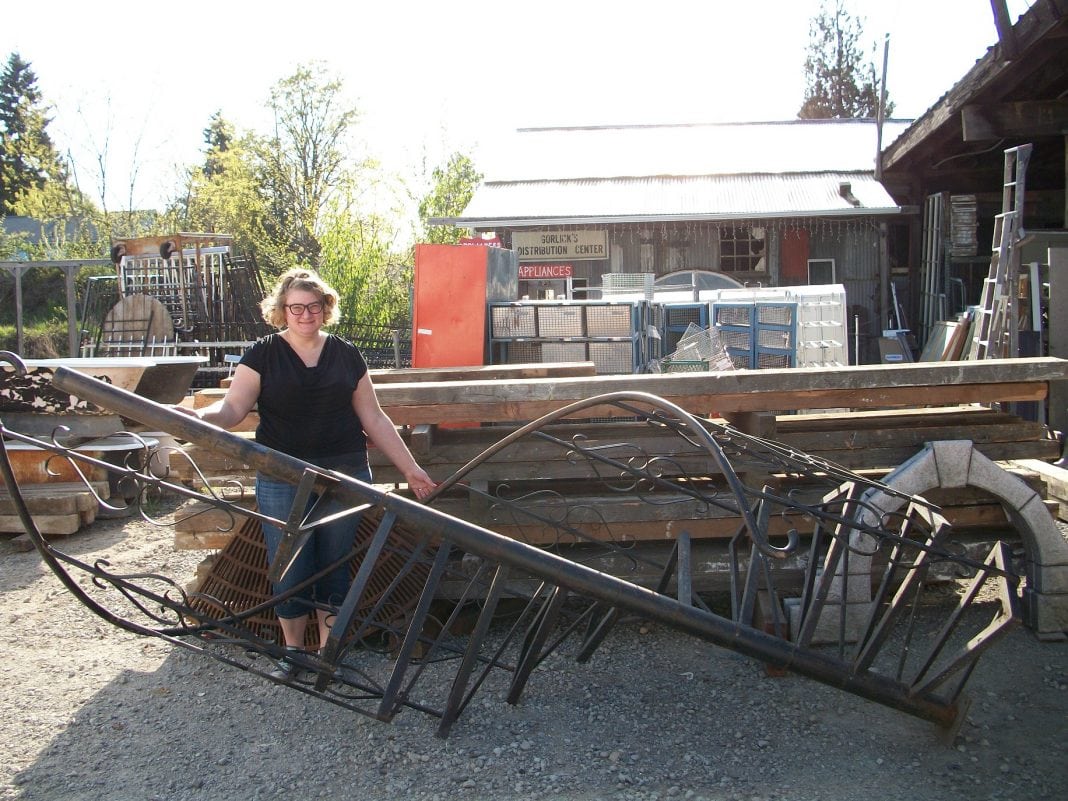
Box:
[167,119,284,272]
[0,320,67,357]
[0,262,113,328]
[317,193,412,330]
[418,152,481,244]
[798,1,893,120]
[255,63,362,268]
[0,53,69,214]
[202,111,235,179]
[0,227,29,259]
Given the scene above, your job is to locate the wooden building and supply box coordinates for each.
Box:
[441,119,912,362]
[879,0,1068,430]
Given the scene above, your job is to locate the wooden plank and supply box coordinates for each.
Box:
[369,362,597,383]
[0,512,83,536]
[961,100,1068,141]
[374,358,1068,425]
[0,489,98,515]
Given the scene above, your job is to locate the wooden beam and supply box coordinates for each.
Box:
[961,99,1068,140]
[375,357,1068,425]
[369,362,596,384]
[880,0,1067,172]
[989,0,1019,60]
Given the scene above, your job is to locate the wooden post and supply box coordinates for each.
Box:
[1049,242,1068,444]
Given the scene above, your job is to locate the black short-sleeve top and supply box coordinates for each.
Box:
[238,333,369,460]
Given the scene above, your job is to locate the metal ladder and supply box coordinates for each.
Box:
[968,144,1031,359]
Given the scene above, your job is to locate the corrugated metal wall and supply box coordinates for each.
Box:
[809,224,882,357]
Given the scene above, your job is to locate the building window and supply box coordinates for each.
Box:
[808,258,835,284]
[719,226,766,272]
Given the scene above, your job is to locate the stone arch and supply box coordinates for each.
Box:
[837,440,1068,638]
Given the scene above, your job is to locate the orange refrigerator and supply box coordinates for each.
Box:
[412,244,518,368]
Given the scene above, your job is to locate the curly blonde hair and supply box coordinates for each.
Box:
[260,268,341,328]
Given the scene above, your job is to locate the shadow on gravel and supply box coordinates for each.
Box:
[8,613,1068,801]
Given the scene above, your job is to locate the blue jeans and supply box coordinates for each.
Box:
[257,454,371,620]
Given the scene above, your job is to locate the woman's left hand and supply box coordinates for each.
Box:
[404,467,437,501]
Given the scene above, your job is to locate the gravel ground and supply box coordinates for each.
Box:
[1,495,1067,801]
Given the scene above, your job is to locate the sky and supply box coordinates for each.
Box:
[1,0,1034,215]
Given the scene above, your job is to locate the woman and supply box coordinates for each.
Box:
[180,268,435,679]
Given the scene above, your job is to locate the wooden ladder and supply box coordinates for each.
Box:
[968,144,1031,359]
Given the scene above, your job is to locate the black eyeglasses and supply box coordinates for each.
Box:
[284,301,324,316]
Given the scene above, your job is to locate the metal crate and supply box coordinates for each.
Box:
[537,305,584,337]
[756,304,796,326]
[719,329,753,350]
[756,352,792,369]
[497,341,542,364]
[588,340,639,374]
[491,305,536,338]
[542,342,587,363]
[714,305,752,327]
[586,304,637,337]
[661,359,709,373]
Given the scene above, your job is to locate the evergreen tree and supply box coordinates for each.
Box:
[798,1,893,120]
[0,52,68,214]
[202,111,235,179]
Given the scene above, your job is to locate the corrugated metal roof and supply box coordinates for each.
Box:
[455,172,902,228]
[480,119,914,182]
[444,120,911,228]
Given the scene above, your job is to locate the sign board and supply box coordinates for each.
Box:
[459,236,502,247]
[513,230,608,261]
[519,263,573,279]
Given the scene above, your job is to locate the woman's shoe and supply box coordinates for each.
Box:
[268,646,305,681]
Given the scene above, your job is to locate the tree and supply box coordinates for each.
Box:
[256,63,361,267]
[318,193,413,331]
[798,1,893,120]
[202,111,234,179]
[169,113,282,268]
[0,52,70,214]
[417,152,482,245]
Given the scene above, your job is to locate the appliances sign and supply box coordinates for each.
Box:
[518,263,572,279]
[512,230,608,261]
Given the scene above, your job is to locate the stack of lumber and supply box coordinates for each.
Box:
[173,487,256,550]
[0,481,108,537]
[1008,459,1068,522]
[167,406,1059,550]
[165,358,1068,551]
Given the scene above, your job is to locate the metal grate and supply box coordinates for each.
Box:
[601,272,654,299]
[756,352,792,369]
[757,304,796,325]
[588,341,637,374]
[542,342,587,363]
[586,305,637,337]
[190,509,430,650]
[715,306,752,327]
[537,306,584,337]
[502,341,542,364]
[491,305,536,338]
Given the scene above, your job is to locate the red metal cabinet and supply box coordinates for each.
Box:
[412,245,518,368]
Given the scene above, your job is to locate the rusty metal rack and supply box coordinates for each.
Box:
[0,356,1022,740]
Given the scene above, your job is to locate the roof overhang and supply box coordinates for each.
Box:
[435,172,905,229]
